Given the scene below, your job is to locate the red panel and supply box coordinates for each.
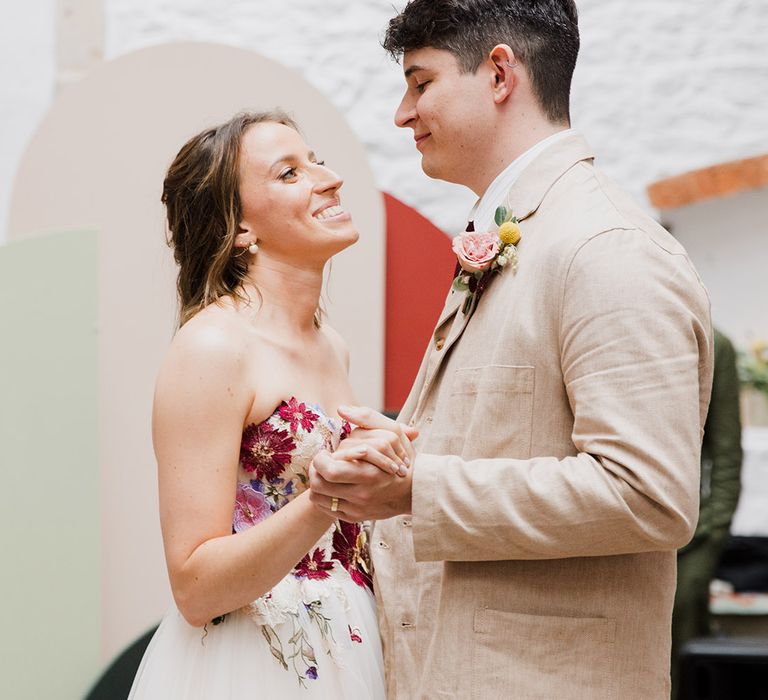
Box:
[384,193,456,413]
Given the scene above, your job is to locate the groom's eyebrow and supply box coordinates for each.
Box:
[404,65,425,79]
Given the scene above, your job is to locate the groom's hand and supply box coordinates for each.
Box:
[309,449,413,521]
[309,406,417,521]
[332,405,418,477]
[339,405,418,462]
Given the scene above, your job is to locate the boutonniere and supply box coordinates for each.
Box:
[451,206,521,314]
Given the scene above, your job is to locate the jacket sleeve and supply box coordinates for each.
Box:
[412,228,714,562]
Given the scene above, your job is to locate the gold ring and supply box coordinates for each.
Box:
[330,497,339,513]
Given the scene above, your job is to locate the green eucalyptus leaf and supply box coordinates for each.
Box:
[494,206,508,226]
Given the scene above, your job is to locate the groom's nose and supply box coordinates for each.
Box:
[394,94,416,129]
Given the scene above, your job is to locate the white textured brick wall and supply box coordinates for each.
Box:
[2,0,767,241]
[0,0,56,242]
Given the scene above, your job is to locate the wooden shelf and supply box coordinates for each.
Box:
[647,153,768,210]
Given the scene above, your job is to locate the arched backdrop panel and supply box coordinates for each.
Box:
[383,193,456,412]
[8,42,385,664]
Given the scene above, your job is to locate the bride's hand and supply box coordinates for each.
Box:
[332,406,418,478]
[333,431,409,477]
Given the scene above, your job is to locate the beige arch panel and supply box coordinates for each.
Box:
[9,42,385,664]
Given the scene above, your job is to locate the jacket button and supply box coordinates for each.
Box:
[435,337,446,351]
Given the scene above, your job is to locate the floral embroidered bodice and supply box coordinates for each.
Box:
[234,396,371,589]
[222,397,372,685]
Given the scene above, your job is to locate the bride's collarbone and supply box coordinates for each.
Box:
[246,328,342,368]
[243,347,352,418]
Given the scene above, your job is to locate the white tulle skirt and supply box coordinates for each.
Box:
[128,571,385,699]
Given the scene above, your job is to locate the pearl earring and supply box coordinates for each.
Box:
[248,241,259,255]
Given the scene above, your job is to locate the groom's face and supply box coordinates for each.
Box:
[395,47,495,188]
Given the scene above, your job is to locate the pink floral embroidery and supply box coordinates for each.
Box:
[294,549,334,580]
[233,401,374,685]
[278,397,319,434]
[240,421,295,481]
[233,483,272,532]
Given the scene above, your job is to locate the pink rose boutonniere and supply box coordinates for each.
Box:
[452,230,500,273]
[452,206,521,314]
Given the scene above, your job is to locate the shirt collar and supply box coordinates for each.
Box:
[468,128,575,232]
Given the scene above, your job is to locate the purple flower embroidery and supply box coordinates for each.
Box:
[305,666,318,680]
[233,484,272,532]
[250,478,293,511]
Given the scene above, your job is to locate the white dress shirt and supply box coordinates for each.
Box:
[468,128,575,232]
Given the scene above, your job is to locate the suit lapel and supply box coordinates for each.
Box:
[398,290,465,422]
[415,290,477,410]
[503,133,595,223]
[403,133,596,418]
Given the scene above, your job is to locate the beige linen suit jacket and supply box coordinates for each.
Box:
[372,133,713,700]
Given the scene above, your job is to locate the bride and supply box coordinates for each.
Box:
[129,110,413,699]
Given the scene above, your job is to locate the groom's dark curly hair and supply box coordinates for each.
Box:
[382,0,579,124]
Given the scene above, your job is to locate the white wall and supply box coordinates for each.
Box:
[665,187,768,349]
[2,0,768,243]
[0,0,56,242]
[573,0,768,204]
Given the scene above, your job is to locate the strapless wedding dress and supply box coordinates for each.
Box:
[128,398,385,699]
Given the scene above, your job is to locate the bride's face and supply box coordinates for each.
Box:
[237,122,359,264]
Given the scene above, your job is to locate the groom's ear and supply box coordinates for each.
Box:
[488,44,517,105]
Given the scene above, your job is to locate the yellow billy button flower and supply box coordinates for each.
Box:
[498,221,521,246]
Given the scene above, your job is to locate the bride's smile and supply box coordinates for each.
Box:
[237,122,359,267]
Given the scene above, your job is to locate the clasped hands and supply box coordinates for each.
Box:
[308,406,418,522]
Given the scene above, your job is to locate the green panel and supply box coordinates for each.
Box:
[0,231,100,700]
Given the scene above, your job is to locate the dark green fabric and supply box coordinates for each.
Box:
[85,625,158,700]
[687,328,743,547]
[672,328,743,699]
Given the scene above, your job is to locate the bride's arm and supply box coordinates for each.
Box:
[153,323,333,628]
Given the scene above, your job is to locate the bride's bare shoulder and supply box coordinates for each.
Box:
[158,301,257,386]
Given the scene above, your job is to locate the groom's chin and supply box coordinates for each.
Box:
[421,157,461,187]
[420,155,442,180]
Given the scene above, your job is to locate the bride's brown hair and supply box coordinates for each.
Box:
[162,109,299,326]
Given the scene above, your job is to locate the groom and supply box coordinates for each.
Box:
[310,1,713,698]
